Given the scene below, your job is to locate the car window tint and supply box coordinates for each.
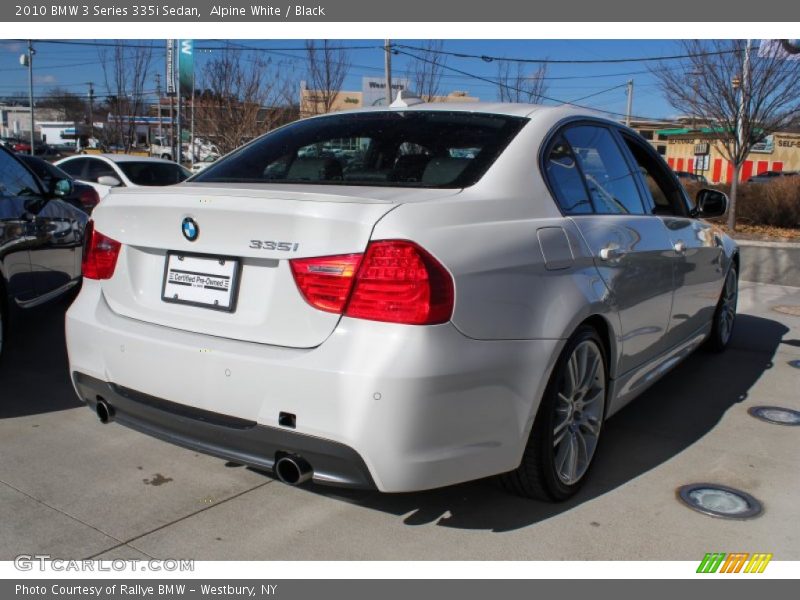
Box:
[87,160,118,182]
[59,158,88,178]
[116,162,190,186]
[0,149,41,197]
[194,111,528,189]
[544,136,593,214]
[564,125,645,215]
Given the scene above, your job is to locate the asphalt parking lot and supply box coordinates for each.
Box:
[1,280,798,561]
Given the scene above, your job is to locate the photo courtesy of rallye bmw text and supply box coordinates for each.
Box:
[0,0,798,596]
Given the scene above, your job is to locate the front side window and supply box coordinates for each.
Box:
[87,160,118,183]
[59,158,88,179]
[194,111,528,189]
[0,149,41,198]
[622,136,688,217]
[563,125,646,215]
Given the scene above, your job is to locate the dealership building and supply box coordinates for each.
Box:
[660,127,800,183]
[299,77,479,117]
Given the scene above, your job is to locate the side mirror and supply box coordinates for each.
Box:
[96,175,122,187]
[694,188,728,218]
[51,178,73,197]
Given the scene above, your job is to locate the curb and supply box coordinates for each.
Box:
[736,239,800,287]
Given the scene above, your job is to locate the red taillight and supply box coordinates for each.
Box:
[81,221,121,280]
[290,240,454,325]
[289,253,362,313]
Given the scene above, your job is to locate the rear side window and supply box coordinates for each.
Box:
[563,125,646,215]
[544,136,593,214]
[194,111,528,189]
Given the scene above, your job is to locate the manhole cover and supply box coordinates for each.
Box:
[749,406,800,426]
[677,483,763,519]
[772,305,800,317]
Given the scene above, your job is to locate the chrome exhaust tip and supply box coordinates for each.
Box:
[95,398,114,424]
[275,455,313,486]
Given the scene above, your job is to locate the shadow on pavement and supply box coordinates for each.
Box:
[270,314,788,532]
[0,296,82,419]
[1,295,789,532]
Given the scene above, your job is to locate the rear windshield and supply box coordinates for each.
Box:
[193,111,528,188]
[117,162,190,186]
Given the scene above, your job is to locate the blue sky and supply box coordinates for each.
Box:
[0,39,686,120]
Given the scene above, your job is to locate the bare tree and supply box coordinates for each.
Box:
[194,48,298,154]
[410,41,447,101]
[304,40,351,115]
[496,61,549,104]
[38,88,86,123]
[99,41,153,151]
[653,39,800,229]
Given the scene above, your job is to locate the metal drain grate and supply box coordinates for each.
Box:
[677,483,763,519]
[772,305,800,317]
[749,406,800,426]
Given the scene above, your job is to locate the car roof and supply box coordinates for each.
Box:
[306,101,608,123]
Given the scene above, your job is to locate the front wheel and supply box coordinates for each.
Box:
[501,325,607,501]
[705,265,738,352]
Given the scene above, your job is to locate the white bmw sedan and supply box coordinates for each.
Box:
[66,103,738,500]
[55,154,190,201]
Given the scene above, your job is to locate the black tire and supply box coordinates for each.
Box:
[500,325,608,501]
[705,264,738,353]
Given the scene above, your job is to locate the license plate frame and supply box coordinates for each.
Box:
[161,252,241,313]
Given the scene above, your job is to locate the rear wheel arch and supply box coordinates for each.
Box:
[579,314,616,380]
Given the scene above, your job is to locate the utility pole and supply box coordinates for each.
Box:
[384,39,393,105]
[154,73,163,143]
[625,79,634,128]
[23,40,35,155]
[86,81,94,148]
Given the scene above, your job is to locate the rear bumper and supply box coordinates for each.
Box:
[73,372,376,489]
[66,280,562,492]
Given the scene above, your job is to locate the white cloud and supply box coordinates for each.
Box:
[0,42,24,53]
[33,74,57,85]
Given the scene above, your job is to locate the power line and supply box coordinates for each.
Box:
[568,82,628,104]
[391,47,667,122]
[392,43,754,65]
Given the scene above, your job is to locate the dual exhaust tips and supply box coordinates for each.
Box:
[94,397,313,486]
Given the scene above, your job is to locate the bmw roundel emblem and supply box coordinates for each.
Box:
[182,217,199,241]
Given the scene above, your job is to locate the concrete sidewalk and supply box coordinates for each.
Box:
[0,281,798,560]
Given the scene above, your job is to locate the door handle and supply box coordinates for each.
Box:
[599,246,626,261]
[673,241,687,255]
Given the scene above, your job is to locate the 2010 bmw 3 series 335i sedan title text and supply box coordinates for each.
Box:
[65,101,739,501]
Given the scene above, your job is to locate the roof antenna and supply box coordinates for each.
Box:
[390,90,425,108]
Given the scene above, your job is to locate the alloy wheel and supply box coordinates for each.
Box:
[718,269,738,346]
[552,340,606,485]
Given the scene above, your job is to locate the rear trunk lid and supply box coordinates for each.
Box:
[92,183,459,348]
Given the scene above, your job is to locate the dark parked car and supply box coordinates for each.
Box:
[0,146,88,363]
[747,170,799,184]
[16,154,100,213]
